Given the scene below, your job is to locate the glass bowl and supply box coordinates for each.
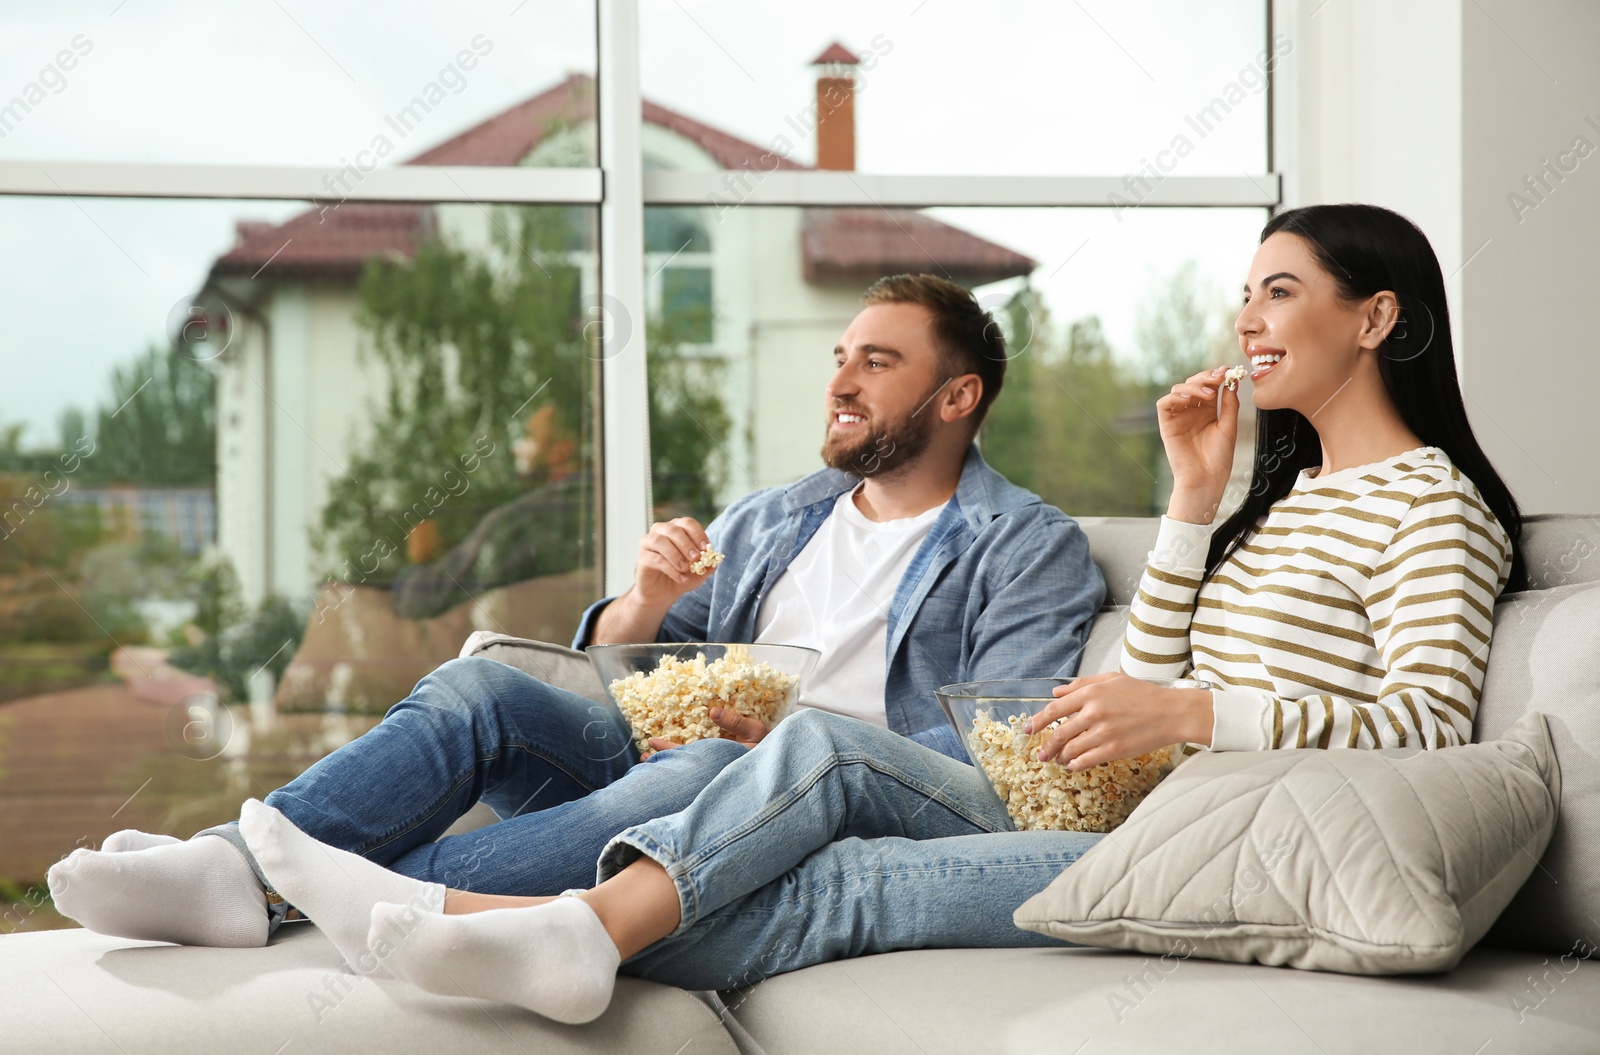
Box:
[934,677,1211,832]
[585,642,820,749]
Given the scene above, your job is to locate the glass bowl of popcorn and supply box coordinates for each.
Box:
[587,643,820,755]
[935,678,1210,833]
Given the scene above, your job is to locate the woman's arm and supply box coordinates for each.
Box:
[1032,484,1511,764]
[1120,368,1243,680]
[1208,485,1511,751]
[1119,516,1211,680]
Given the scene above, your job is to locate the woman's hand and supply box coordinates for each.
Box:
[1158,367,1241,525]
[1021,672,1213,770]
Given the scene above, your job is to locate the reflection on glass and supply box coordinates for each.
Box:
[0,195,601,926]
[645,201,1263,524]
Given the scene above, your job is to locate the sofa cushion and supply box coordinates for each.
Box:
[1478,581,1600,952]
[459,630,609,705]
[0,923,738,1055]
[1519,514,1600,590]
[1013,712,1559,974]
[723,944,1600,1055]
[1077,606,1130,675]
[1075,517,1160,608]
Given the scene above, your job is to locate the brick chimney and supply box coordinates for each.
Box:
[810,42,861,171]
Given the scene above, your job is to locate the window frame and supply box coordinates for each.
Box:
[0,0,1280,596]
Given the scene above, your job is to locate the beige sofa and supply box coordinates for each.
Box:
[5,515,1598,1054]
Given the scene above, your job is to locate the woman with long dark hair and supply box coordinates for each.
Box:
[233,204,1524,1023]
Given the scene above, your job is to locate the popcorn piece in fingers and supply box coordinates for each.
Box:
[1222,365,1249,391]
[689,543,725,576]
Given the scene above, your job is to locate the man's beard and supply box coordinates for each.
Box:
[820,391,942,479]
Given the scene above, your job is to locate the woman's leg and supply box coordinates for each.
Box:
[373,711,1034,1018]
[373,828,1102,1016]
[623,828,1103,990]
[597,709,1014,934]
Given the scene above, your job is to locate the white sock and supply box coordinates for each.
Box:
[102,830,183,852]
[46,835,267,948]
[239,799,443,977]
[371,897,621,1025]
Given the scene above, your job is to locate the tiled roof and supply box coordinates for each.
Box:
[208,74,1034,287]
[802,208,1036,284]
[210,204,430,281]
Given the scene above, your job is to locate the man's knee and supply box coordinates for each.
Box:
[405,656,558,723]
[773,707,855,747]
[655,736,748,772]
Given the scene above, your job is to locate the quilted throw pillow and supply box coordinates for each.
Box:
[1013,712,1559,975]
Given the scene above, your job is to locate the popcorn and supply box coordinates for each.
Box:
[965,712,1176,832]
[608,645,798,754]
[690,543,725,575]
[1222,364,1249,391]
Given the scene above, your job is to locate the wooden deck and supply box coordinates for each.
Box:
[0,682,380,896]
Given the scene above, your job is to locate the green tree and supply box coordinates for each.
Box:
[976,286,1044,494]
[982,299,1160,516]
[649,305,731,519]
[1135,260,1235,390]
[1134,261,1242,507]
[318,204,730,589]
[317,205,593,588]
[89,344,216,485]
[1032,317,1162,516]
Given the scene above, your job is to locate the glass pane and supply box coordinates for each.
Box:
[0,1,595,167]
[643,204,1267,523]
[641,0,1269,175]
[0,195,601,926]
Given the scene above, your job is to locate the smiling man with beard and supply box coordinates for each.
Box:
[51,274,1105,968]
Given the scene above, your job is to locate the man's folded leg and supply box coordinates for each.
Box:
[256,656,638,861]
[50,656,638,946]
[384,736,751,894]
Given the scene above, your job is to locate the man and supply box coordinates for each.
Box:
[50,274,1105,964]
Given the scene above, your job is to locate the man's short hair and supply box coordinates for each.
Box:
[861,274,1007,426]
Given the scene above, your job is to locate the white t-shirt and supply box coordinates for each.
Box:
[754,488,947,726]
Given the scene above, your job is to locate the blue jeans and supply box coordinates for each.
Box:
[600,709,1104,990]
[203,657,750,901]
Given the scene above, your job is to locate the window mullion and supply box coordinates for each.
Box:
[597,0,652,597]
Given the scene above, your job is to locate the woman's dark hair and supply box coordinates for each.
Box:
[1206,203,1526,592]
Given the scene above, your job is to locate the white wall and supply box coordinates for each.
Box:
[1459,0,1600,515]
[1273,0,1464,314]
[1273,0,1597,514]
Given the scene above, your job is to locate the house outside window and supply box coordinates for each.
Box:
[0,0,1274,922]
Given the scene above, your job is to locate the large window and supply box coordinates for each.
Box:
[0,1,1274,930]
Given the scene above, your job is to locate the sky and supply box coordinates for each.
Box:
[0,0,1270,447]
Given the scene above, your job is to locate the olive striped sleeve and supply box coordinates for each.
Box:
[1207,484,1511,751]
[1119,517,1214,681]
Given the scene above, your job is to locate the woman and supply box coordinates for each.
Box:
[237,203,1524,1024]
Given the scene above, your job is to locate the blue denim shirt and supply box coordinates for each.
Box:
[574,446,1106,762]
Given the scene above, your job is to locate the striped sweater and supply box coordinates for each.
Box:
[1121,446,1512,752]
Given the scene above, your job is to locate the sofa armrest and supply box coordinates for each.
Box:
[458,631,609,705]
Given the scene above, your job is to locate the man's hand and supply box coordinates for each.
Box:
[1021,671,1213,770]
[633,517,716,609]
[593,517,717,644]
[642,707,772,759]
